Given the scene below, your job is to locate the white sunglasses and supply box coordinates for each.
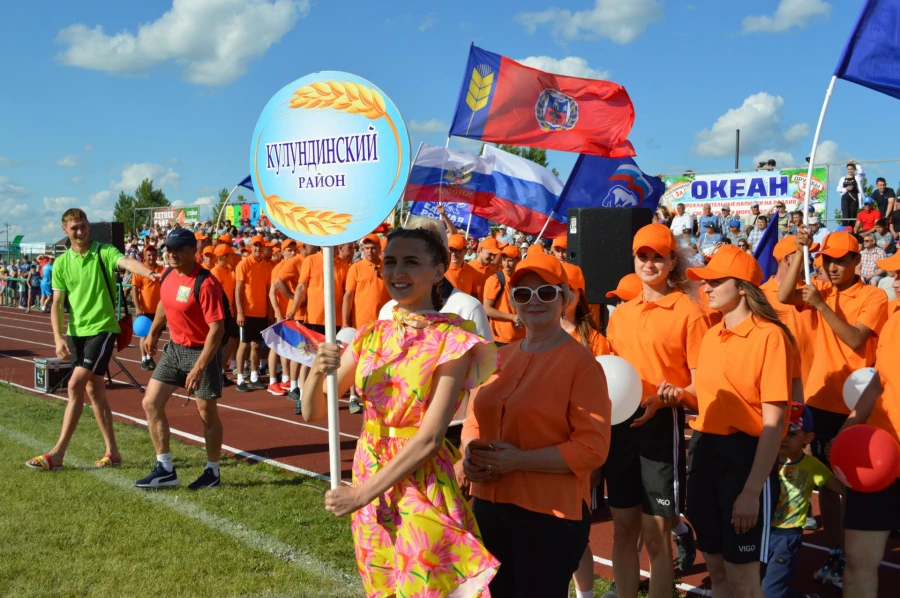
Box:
[510,285,561,304]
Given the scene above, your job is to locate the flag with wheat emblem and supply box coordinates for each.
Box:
[449,45,637,158]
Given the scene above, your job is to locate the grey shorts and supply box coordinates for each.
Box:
[151,341,223,400]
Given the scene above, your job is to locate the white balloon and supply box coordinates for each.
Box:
[595,355,642,426]
[843,368,877,412]
[336,327,358,346]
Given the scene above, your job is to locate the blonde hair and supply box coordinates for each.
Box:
[739,280,798,350]
[404,216,448,248]
[61,208,87,225]
[667,246,702,302]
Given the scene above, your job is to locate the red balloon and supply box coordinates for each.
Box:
[830,425,900,493]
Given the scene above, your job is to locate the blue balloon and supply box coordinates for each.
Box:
[133,315,153,338]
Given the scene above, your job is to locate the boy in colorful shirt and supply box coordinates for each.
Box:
[763,403,844,597]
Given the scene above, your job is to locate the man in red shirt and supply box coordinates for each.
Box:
[854,198,881,235]
[137,228,226,490]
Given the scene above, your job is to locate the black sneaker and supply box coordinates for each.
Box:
[246,380,267,390]
[222,377,234,387]
[135,462,179,488]
[187,467,221,490]
[140,360,152,371]
[674,522,697,572]
[236,383,250,393]
[287,388,301,403]
[147,357,156,371]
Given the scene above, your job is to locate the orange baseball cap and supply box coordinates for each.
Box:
[877,253,900,271]
[562,262,585,293]
[250,235,265,246]
[529,242,546,255]
[201,246,215,256]
[448,234,467,251]
[500,245,520,259]
[213,244,233,257]
[773,236,820,263]
[194,232,209,241]
[362,233,380,245]
[632,223,677,256]
[510,250,570,287]
[281,239,297,250]
[216,234,232,244]
[687,245,763,285]
[818,231,859,258]
[240,246,250,255]
[266,240,279,247]
[142,244,157,253]
[606,273,642,301]
[552,235,568,250]
[479,237,501,254]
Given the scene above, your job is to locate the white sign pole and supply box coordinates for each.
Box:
[322,245,341,489]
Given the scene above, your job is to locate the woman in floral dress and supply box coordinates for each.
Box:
[302,227,500,598]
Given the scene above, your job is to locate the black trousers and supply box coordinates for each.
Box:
[473,498,590,598]
[841,195,859,225]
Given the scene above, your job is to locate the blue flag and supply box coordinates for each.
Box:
[553,155,665,222]
[835,0,900,100]
[238,175,254,191]
[408,201,491,239]
[753,212,781,281]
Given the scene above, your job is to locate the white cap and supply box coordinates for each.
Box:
[809,216,820,225]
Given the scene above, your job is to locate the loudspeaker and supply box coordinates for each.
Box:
[91,222,125,254]
[567,208,653,304]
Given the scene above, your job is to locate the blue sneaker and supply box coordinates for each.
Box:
[135,462,179,488]
[187,467,221,490]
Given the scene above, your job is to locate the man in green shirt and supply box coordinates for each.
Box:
[26,209,161,471]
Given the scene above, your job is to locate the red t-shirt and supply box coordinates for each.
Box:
[857,208,881,232]
[160,264,225,347]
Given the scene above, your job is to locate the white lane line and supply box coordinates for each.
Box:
[0,424,361,595]
[591,555,710,596]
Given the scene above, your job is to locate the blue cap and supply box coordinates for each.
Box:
[165,228,196,250]
[864,197,874,205]
[728,220,741,228]
[788,402,814,432]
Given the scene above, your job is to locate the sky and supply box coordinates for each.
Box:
[2,0,899,244]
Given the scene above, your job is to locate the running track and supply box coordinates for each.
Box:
[1,304,898,596]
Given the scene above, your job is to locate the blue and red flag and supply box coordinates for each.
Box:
[449,45,636,158]
[834,0,900,101]
[408,201,492,238]
[261,321,326,367]
[753,210,781,281]
[554,155,665,223]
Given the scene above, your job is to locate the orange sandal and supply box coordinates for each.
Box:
[94,455,122,468]
[26,453,64,471]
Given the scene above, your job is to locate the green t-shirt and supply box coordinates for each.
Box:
[773,453,832,529]
[51,241,125,337]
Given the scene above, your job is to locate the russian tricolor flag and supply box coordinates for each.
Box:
[262,321,325,366]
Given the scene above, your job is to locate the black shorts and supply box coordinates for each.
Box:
[845,477,900,531]
[239,316,268,344]
[604,405,686,518]
[686,431,779,565]
[807,406,848,464]
[151,341,223,400]
[473,499,590,598]
[67,333,117,376]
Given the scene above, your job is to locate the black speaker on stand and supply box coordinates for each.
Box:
[566,208,653,304]
[90,221,126,254]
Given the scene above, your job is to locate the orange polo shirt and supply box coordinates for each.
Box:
[607,290,710,404]
[298,252,348,326]
[869,312,900,456]
[234,256,274,318]
[462,338,611,520]
[569,327,611,357]
[345,259,390,328]
[277,254,305,321]
[270,261,290,316]
[482,271,525,344]
[468,259,497,301]
[131,264,164,315]
[210,265,235,315]
[445,262,479,296]
[761,277,814,385]
[691,315,792,436]
[889,298,900,316]
[801,279,889,414]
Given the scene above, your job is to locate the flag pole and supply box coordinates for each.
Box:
[404,143,425,228]
[536,212,556,240]
[322,246,341,489]
[214,184,240,233]
[464,213,473,238]
[802,76,838,285]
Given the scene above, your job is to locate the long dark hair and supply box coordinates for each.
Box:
[386,227,450,310]
[572,292,603,346]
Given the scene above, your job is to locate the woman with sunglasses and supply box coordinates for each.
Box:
[301,227,501,597]
[603,223,710,598]
[659,245,793,597]
[461,250,612,597]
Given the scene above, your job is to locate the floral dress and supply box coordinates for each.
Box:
[349,309,500,598]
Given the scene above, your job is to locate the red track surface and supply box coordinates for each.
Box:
[2,304,899,595]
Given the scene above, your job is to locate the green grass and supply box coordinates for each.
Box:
[0,385,625,597]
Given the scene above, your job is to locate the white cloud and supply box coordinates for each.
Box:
[754,150,797,167]
[83,142,93,152]
[0,156,22,167]
[56,154,81,167]
[813,140,848,165]
[783,123,810,144]
[112,162,180,192]
[8,204,29,218]
[692,92,809,158]
[0,176,30,201]
[70,176,84,184]
[55,0,309,86]
[419,14,436,33]
[43,196,80,214]
[89,190,113,206]
[743,0,831,33]
[515,55,610,80]
[409,119,449,134]
[517,0,663,45]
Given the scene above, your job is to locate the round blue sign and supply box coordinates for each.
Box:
[250,72,410,246]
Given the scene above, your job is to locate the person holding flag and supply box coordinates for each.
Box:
[482,244,524,347]
[266,240,298,396]
[470,238,500,301]
[300,227,500,597]
[445,233,479,296]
